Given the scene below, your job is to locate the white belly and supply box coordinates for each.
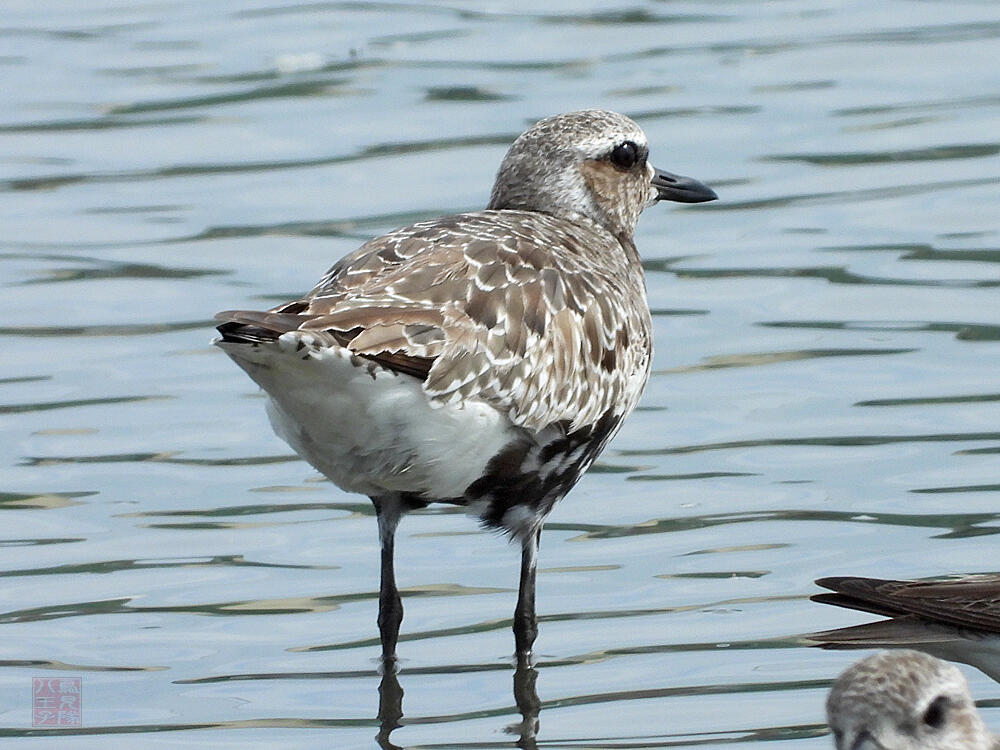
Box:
[218,334,521,499]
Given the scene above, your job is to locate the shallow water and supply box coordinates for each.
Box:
[1,0,999,746]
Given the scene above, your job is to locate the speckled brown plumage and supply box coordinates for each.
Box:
[215,109,716,661]
[228,210,651,433]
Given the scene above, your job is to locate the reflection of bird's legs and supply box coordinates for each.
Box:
[513,659,541,750]
[514,528,542,659]
[376,667,404,750]
[373,495,404,663]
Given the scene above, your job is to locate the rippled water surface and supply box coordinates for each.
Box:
[2,0,999,747]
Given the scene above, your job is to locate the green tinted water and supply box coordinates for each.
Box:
[1,0,999,747]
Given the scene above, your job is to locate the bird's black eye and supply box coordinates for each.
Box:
[922,695,948,730]
[609,140,641,170]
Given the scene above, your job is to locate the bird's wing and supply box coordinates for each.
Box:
[216,210,652,432]
[814,576,1000,634]
[806,616,963,648]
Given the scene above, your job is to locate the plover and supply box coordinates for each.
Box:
[215,109,716,661]
[811,575,1000,682]
[827,650,999,750]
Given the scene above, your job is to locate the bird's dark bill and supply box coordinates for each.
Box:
[652,167,717,203]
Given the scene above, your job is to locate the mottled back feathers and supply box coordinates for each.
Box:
[230,210,651,432]
[215,109,717,515]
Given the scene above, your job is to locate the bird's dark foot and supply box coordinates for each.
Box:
[513,618,538,663]
[378,652,400,673]
[378,632,400,667]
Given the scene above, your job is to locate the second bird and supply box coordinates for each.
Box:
[215,109,717,662]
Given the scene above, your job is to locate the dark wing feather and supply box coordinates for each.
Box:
[814,575,1000,634]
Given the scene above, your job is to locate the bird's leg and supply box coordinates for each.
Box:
[373,496,404,664]
[513,527,541,659]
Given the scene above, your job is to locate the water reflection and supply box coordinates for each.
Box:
[376,662,539,749]
[376,668,404,750]
[510,664,540,750]
[551,509,1000,542]
[3,0,1000,745]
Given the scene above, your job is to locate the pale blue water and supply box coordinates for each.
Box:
[1,0,999,747]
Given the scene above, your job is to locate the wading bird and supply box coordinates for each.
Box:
[215,110,716,662]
